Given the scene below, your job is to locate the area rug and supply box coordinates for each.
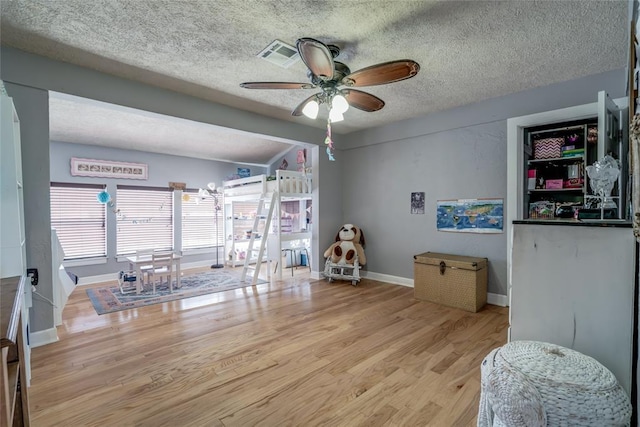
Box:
[86,270,266,315]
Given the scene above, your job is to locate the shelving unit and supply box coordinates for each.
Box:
[522,97,627,222]
[224,200,266,267]
[524,121,597,220]
[0,92,30,426]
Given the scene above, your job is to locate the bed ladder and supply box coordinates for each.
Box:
[241,192,276,285]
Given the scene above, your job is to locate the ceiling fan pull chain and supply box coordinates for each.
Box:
[325,118,335,161]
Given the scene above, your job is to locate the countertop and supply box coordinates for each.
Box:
[513,219,632,228]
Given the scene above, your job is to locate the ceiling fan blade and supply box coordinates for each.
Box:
[296,38,335,80]
[240,82,315,89]
[291,93,321,116]
[342,60,420,87]
[342,89,385,112]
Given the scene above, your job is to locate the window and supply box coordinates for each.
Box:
[50,183,106,259]
[182,189,224,250]
[116,186,173,255]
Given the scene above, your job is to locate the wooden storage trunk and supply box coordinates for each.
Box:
[413,252,488,312]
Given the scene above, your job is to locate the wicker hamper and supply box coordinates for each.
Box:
[413,252,487,312]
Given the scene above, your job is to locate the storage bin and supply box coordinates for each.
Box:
[545,179,563,189]
[413,252,488,312]
[533,137,564,159]
[529,201,555,219]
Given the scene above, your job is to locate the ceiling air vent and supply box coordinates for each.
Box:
[257,40,300,68]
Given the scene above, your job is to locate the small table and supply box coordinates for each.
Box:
[126,253,182,293]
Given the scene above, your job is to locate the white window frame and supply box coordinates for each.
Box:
[182,189,224,250]
[50,182,107,260]
[116,185,173,256]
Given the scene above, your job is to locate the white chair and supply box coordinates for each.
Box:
[147,251,174,293]
[135,249,155,290]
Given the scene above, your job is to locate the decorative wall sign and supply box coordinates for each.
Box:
[437,198,504,233]
[71,157,148,180]
[237,167,251,178]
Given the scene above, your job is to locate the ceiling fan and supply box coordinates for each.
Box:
[240,38,420,122]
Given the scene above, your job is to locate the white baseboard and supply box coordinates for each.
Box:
[317,269,510,307]
[361,271,414,287]
[30,327,59,348]
[487,292,509,307]
[78,272,119,286]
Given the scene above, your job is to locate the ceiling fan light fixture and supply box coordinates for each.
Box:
[331,94,349,114]
[329,108,344,123]
[302,100,319,119]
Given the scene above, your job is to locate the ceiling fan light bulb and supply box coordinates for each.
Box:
[302,100,319,119]
[332,94,349,114]
[329,108,344,123]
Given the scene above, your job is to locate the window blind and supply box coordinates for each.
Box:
[50,183,106,259]
[182,190,224,250]
[116,186,173,255]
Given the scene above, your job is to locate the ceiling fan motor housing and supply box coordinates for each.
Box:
[240,37,420,116]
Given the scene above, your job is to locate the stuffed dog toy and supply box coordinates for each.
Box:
[324,224,366,265]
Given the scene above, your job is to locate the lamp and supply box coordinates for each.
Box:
[302,100,319,119]
[329,108,344,123]
[331,94,349,114]
[198,182,224,269]
[300,91,350,161]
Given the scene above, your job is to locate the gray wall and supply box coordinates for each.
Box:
[342,68,626,295]
[4,82,53,332]
[269,144,314,175]
[50,140,267,278]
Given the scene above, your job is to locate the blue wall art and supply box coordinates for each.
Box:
[437,198,503,233]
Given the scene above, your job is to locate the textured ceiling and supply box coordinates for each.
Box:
[48,92,295,164]
[0,0,629,163]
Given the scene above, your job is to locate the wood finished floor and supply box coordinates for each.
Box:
[28,267,508,427]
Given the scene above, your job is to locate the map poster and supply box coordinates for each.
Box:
[436,198,503,233]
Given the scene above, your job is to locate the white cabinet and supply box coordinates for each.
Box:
[0,92,31,423]
[1,94,26,278]
[510,224,635,395]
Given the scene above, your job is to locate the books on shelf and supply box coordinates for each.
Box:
[562,148,584,158]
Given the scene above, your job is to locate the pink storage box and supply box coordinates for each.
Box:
[545,179,563,189]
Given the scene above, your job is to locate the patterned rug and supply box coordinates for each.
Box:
[86,270,266,315]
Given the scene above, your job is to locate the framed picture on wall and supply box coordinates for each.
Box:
[411,192,425,214]
[70,157,148,180]
[436,198,504,233]
[237,168,250,178]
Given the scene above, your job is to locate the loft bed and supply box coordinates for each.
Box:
[222,170,312,200]
[222,170,312,279]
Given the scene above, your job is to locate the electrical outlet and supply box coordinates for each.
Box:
[27,268,38,286]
